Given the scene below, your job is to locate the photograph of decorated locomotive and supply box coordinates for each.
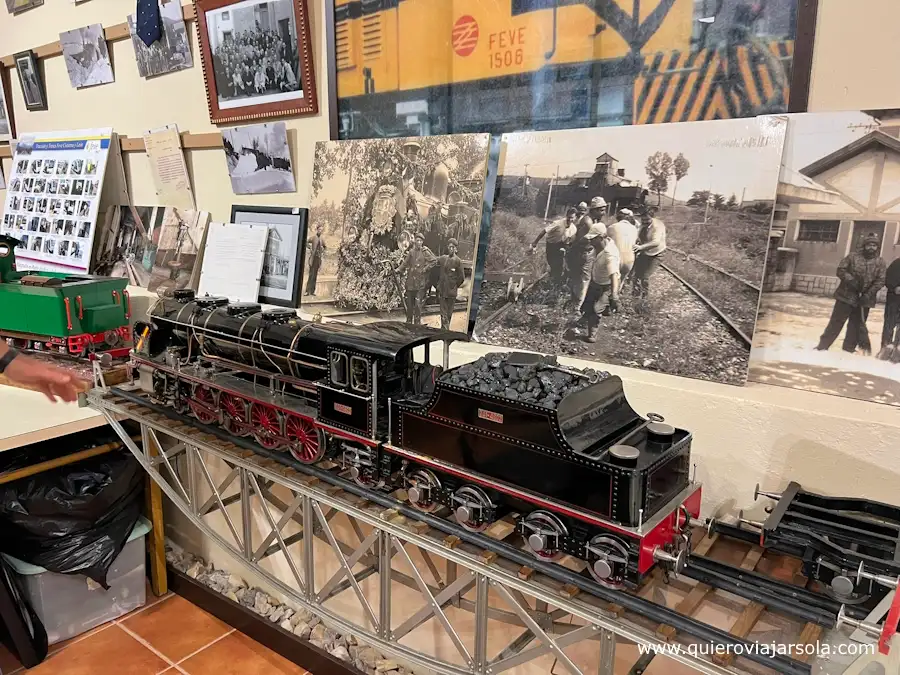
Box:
[134,289,700,587]
[0,234,132,358]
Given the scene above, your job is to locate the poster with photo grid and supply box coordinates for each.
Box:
[1,128,112,274]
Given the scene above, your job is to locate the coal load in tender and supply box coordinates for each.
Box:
[441,352,608,409]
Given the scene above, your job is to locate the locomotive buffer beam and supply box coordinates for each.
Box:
[96,386,818,675]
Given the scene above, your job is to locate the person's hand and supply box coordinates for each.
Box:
[610,293,619,311]
[528,245,536,255]
[632,243,642,253]
[4,356,88,403]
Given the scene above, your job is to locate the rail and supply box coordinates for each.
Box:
[81,386,875,675]
[658,262,753,347]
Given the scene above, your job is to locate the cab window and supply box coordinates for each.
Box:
[330,352,348,387]
[350,356,370,394]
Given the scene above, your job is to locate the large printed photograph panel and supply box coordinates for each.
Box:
[750,110,900,406]
[333,0,804,139]
[301,134,491,332]
[473,116,786,385]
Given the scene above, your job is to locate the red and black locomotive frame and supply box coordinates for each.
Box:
[135,293,700,587]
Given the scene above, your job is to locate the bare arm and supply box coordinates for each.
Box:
[0,342,86,403]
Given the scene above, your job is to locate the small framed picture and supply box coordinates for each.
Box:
[0,66,15,142]
[14,50,47,112]
[195,0,317,124]
[230,204,307,307]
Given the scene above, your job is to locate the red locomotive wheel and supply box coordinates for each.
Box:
[285,416,324,464]
[250,403,283,449]
[190,386,218,425]
[221,394,250,436]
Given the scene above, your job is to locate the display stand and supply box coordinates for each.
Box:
[83,386,875,675]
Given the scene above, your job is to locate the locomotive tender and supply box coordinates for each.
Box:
[135,290,700,586]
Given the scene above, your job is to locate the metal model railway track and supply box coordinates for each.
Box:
[83,385,872,675]
[658,262,754,347]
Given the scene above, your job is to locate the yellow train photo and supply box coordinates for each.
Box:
[333,0,797,137]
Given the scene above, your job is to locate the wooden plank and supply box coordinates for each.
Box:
[712,547,768,667]
[656,534,718,641]
[795,623,823,663]
[144,434,169,597]
[0,2,196,69]
[0,441,119,485]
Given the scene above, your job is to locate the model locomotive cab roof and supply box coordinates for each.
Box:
[313,320,468,360]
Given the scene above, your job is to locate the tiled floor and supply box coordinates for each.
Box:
[0,585,311,675]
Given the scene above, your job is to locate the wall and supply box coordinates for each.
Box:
[2,0,900,634]
[0,0,330,222]
[808,0,900,112]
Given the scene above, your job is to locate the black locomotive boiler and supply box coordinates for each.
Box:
[134,290,701,586]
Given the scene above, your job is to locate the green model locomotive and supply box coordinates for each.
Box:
[0,234,132,358]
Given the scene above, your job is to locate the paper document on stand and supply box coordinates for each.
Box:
[198,222,268,302]
[144,124,195,209]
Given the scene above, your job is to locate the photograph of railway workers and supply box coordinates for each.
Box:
[607,208,638,279]
[474,118,787,386]
[435,238,465,330]
[301,135,490,330]
[397,231,435,325]
[303,223,326,296]
[814,233,885,354]
[578,223,621,343]
[750,111,900,407]
[632,210,668,305]
[530,206,576,285]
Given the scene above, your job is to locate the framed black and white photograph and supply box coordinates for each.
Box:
[195,0,317,124]
[13,51,47,111]
[231,204,306,306]
[128,0,193,79]
[222,122,295,194]
[60,24,115,89]
[0,67,15,142]
[473,117,788,386]
[5,0,43,14]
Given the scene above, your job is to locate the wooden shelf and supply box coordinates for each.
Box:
[0,2,197,68]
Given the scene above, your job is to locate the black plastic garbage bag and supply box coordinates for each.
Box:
[0,452,143,588]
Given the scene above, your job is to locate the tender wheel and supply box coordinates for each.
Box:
[189,385,218,425]
[221,394,250,436]
[585,535,630,588]
[250,403,283,449]
[522,511,568,561]
[452,486,495,532]
[405,469,441,513]
[285,416,325,463]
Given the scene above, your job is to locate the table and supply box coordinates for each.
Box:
[0,385,167,597]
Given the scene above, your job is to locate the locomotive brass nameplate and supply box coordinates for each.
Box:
[334,403,353,415]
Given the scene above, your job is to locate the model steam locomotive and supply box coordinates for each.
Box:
[0,234,131,358]
[133,290,701,587]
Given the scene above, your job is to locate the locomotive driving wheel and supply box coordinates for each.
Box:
[522,511,568,561]
[250,403,283,449]
[285,416,325,463]
[220,394,250,436]
[189,386,218,425]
